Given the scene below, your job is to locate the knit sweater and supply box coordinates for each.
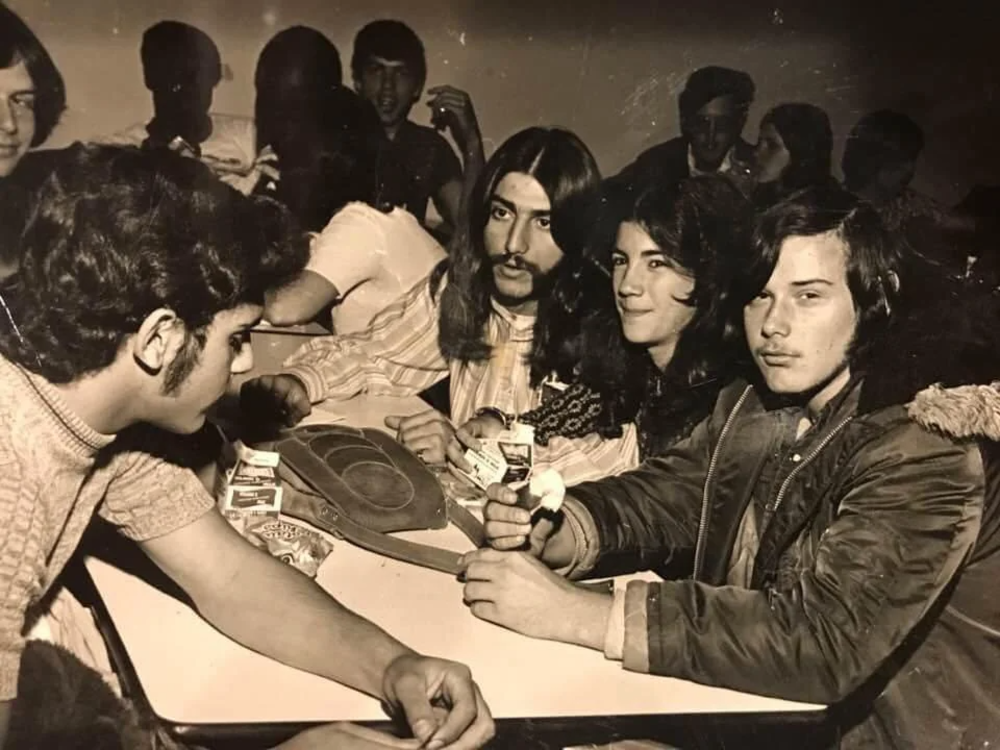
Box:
[0,356,214,700]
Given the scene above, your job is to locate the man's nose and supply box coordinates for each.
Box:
[505,218,529,256]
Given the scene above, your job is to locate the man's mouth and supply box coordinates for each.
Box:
[758,349,798,365]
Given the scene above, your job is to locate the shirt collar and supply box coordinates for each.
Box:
[687,143,734,176]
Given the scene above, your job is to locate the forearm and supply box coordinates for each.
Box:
[283,279,448,404]
[193,546,412,699]
[556,588,613,650]
[264,271,338,327]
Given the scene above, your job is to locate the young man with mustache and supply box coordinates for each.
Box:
[242,127,602,466]
[0,145,494,750]
[465,184,1000,748]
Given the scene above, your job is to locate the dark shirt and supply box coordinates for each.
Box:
[608,136,754,195]
[387,120,462,226]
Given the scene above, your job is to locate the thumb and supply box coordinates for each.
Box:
[527,514,556,558]
[389,672,439,744]
[384,414,403,430]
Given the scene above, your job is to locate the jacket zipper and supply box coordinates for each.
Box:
[761,415,854,533]
[692,385,752,580]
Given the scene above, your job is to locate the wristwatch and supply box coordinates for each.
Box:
[472,406,510,428]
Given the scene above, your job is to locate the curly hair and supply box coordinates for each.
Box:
[433,126,602,386]
[0,143,308,383]
[0,3,66,147]
[576,175,750,439]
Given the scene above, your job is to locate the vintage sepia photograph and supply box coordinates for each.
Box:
[1,0,998,747]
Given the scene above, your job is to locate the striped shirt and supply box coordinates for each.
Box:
[282,272,642,485]
[283,273,543,426]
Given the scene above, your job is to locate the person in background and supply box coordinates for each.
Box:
[463,184,1000,749]
[251,24,344,228]
[752,102,835,208]
[351,19,485,241]
[241,127,601,466]
[454,175,748,485]
[93,20,259,195]
[0,144,494,750]
[609,66,755,196]
[264,87,446,335]
[0,2,66,279]
[841,109,975,279]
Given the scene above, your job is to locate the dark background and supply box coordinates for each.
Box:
[13,0,999,203]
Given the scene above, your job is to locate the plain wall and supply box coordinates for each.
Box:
[10,0,999,204]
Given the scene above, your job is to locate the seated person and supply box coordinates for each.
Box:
[351,19,485,239]
[457,175,748,485]
[92,21,259,194]
[241,127,602,466]
[608,65,755,195]
[751,102,836,208]
[251,24,344,226]
[462,184,1000,749]
[264,87,447,335]
[0,144,493,750]
[842,109,974,277]
[0,4,66,279]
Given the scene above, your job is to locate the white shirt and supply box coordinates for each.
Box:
[306,203,447,334]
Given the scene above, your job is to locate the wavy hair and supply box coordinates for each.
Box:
[434,126,602,385]
[577,175,750,438]
[0,144,308,383]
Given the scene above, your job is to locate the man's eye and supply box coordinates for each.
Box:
[229,332,250,352]
[535,216,551,230]
[490,205,510,220]
[611,254,626,266]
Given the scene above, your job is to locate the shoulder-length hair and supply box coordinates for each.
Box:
[578,174,750,429]
[0,4,66,147]
[435,126,602,384]
[755,103,832,205]
[735,183,901,365]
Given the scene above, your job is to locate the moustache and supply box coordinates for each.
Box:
[491,253,545,278]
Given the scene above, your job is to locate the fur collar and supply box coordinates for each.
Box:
[908,382,1000,441]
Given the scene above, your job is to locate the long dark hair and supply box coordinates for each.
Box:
[0,3,65,147]
[434,127,601,385]
[754,103,833,207]
[578,175,749,447]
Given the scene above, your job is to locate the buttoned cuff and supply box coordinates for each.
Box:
[622,581,652,673]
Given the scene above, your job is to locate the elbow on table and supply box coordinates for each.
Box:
[264,299,312,328]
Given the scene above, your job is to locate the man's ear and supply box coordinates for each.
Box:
[132,308,185,375]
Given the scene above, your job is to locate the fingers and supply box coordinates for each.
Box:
[452,424,482,452]
[240,375,311,427]
[445,436,473,474]
[386,410,455,465]
[389,669,441,746]
[427,675,495,750]
[481,486,532,549]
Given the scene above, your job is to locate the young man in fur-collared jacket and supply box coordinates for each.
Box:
[463,184,1000,749]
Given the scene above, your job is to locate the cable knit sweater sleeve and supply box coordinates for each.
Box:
[97,428,216,541]
[0,439,36,701]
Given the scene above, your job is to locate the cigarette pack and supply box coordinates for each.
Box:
[214,440,283,527]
